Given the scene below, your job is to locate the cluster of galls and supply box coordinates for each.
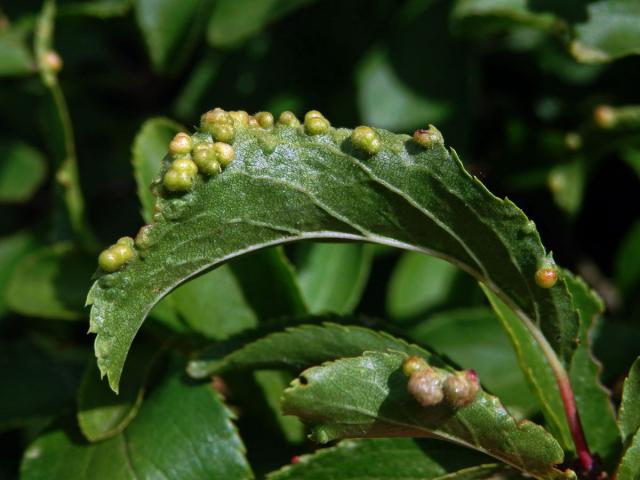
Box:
[98,237,136,273]
[402,356,480,409]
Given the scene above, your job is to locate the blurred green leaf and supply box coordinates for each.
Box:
[570,0,640,63]
[254,369,305,444]
[618,357,640,445]
[77,341,161,442]
[0,142,47,203]
[621,147,640,178]
[451,0,557,34]
[207,0,312,48]
[409,307,537,415]
[58,0,132,18]
[564,272,620,463]
[21,368,253,480]
[133,0,204,73]
[547,159,586,216]
[6,243,95,320]
[282,351,564,478]
[297,243,372,315]
[131,117,184,222]
[357,48,451,132]
[0,339,84,431]
[482,286,573,451]
[187,321,443,379]
[615,221,640,296]
[0,31,35,77]
[387,252,458,321]
[0,231,39,318]
[267,438,501,480]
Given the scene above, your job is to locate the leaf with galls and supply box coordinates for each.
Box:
[87,107,581,393]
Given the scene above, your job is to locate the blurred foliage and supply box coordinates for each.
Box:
[0,0,639,478]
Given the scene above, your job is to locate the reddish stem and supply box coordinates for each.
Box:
[558,374,594,474]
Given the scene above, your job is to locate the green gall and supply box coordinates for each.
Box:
[407,368,444,407]
[351,126,382,155]
[212,123,236,143]
[443,370,480,408]
[193,143,221,175]
[163,169,195,192]
[305,116,330,135]
[304,110,325,122]
[564,132,582,151]
[402,356,429,377]
[413,125,444,148]
[535,266,558,289]
[255,111,274,129]
[593,105,615,129]
[169,132,193,155]
[116,236,134,248]
[111,243,134,264]
[98,248,121,273]
[278,111,300,127]
[247,116,260,128]
[171,157,198,176]
[229,110,249,126]
[213,142,235,167]
[522,220,536,235]
[202,108,232,126]
[135,225,154,249]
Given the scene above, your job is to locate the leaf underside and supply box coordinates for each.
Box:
[87,118,579,392]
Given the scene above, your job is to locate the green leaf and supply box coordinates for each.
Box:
[131,117,184,222]
[451,0,558,34]
[0,231,39,318]
[570,0,640,63]
[87,118,580,393]
[282,351,564,478]
[615,220,640,296]
[387,252,459,321]
[254,370,306,444]
[0,142,47,203]
[21,369,253,480]
[187,321,444,379]
[77,341,161,442]
[297,243,372,314]
[0,339,84,431]
[170,264,258,339]
[356,48,452,132]
[0,31,35,77]
[267,438,501,480]
[408,307,537,415]
[564,272,620,462]
[619,357,640,445]
[616,429,640,480]
[8,243,95,320]
[547,159,586,216]
[58,0,132,18]
[207,0,312,48]
[482,286,573,450]
[133,0,204,73]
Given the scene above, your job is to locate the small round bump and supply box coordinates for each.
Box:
[593,105,615,128]
[247,116,260,128]
[351,126,382,155]
[98,249,121,273]
[278,111,300,127]
[202,108,232,126]
[304,110,324,122]
[213,142,235,167]
[163,169,195,192]
[192,143,220,175]
[135,225,154,249]
[229,110,249,126]
[564,132,582,151]
[255,111,274,129]
[44,50,63,73]
[413,125,444,148]
[169,132,193,155]
[212,123,235,143]
[443,370,480,407]
[402,356,429,377]
[407,368,444,407]
[111,243,135,264]
[535,266,558,289]
[305,116,330,135]
[171,157,198,176]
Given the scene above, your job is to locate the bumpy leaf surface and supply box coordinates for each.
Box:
[87,115,579,392]
[282,351,564,478]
